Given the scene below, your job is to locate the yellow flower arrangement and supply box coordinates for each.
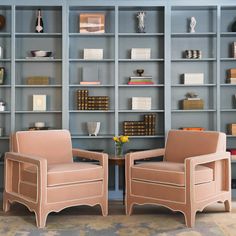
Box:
[113,135,129,156]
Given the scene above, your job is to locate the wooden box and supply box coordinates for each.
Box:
[228,124,236,135]
[182,99,204,110]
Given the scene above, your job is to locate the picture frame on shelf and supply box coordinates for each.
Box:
[79,13,105,33]
[33,95,47,111]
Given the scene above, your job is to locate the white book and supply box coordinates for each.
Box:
[187,97,201,100]
[83,49,103,60]
[183,73,204,85]
[131,48,151,60]
[132,97,151,110]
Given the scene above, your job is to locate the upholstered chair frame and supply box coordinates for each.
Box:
[3,130,108,228]
[125,130,231,227]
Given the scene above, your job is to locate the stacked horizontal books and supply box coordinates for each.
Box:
[233,42,236,58]
[226,68,236,84]
[123,114,156,136]
[128,76,153,85]
[77,89,109,110]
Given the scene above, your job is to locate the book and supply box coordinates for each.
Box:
[128,81,154,85]
[80,81,101,85]
[181,127,205,131]
[183,73,204,85]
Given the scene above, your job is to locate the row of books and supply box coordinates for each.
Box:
[77,90,109,110]
[123,114,156,136]
[128,76,154,85]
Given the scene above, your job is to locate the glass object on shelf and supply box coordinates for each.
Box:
[87,122,101,136]
[137,11,146,33]
[0,15,5,30]
[189,16,196,33]
[0,67,5,84]
[35,9,44,33]
[113,135,129,157]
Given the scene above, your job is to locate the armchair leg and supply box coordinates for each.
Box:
[3,197,11,212]
[35,210,48,228]
[126,201,133,216]
[184,211,196,228]
[100,201,108,216]
[224,200,231,212]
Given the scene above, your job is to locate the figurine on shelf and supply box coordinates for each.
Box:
[137,11,146,33]
[35,9,44,33]
[189,16,196,33]
[185,92,200,100]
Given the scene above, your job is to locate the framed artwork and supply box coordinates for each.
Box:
[132,97,151,110]
[80,13,105,33]
[33,95,47,111]
[83,48,103,60]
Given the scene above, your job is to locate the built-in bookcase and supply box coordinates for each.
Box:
[0,0,236,199]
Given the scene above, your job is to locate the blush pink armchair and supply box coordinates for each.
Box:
[3,130,108,228]
[125,130,231,227]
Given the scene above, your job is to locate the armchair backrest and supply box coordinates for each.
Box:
[165,130,226,163]
[11,130,73,164]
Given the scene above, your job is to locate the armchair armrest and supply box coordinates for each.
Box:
[5,152,47,166]
[185,152,230,167]
[72,148,108,166]
[126,148,165,166]
[184,152,231,200]
[4,152,47,203]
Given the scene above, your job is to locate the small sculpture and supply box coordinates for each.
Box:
[185,92,199,99]
[137,11,146,33]
[190,17,196,33]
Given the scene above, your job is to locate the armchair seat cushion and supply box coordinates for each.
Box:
[21,162,103,187]
[131,161,213,187]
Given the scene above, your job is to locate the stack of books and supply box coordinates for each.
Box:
[226,68,236,84]
[123,114,156,136]
[185,50,202,59]
[128,76,153,85]
[77,90,109,110]
[233,42,236,58]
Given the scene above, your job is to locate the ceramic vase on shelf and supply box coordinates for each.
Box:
[87,122,100,136]
[115,143,123,157]
[232,18,236,32]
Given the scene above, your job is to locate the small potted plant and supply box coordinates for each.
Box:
[113,135,129,156]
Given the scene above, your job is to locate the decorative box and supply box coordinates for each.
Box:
[183,73,204,85]
[228,124,236,135]
[132,97,151,110]
[27,76,49,85]
[182,99,204,110]
[83,48,103,60]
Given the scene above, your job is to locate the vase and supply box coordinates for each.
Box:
[115,143,123,157]
[87,122,100,136]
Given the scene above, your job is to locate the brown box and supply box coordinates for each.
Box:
[227,69,236,78]
[228,124,236,135]
[27,76,49,85]
[182,99,204,110]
